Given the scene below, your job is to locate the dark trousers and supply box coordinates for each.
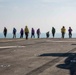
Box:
[52,33,55,38]
[4,32,7,38]
[20,33,23,38]
[31,33,35,38]
[62,32,65,38]
[25,32,29,39]
[37,34,40,38]
[13,33,16,38]
[69,32,72,38]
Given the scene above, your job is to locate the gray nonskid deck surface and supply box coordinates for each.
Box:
[0,38,76,75]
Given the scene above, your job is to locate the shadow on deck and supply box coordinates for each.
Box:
[39,52,76,75]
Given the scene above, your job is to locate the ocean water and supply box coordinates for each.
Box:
[0,33,76,38]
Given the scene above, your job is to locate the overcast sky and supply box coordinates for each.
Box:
[0,0,76,33]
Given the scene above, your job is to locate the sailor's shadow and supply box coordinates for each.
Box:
[39,53,76,75]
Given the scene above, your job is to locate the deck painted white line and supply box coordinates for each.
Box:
[0,46,25,49]
[46,40,76,42]
[0,39,25,42]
